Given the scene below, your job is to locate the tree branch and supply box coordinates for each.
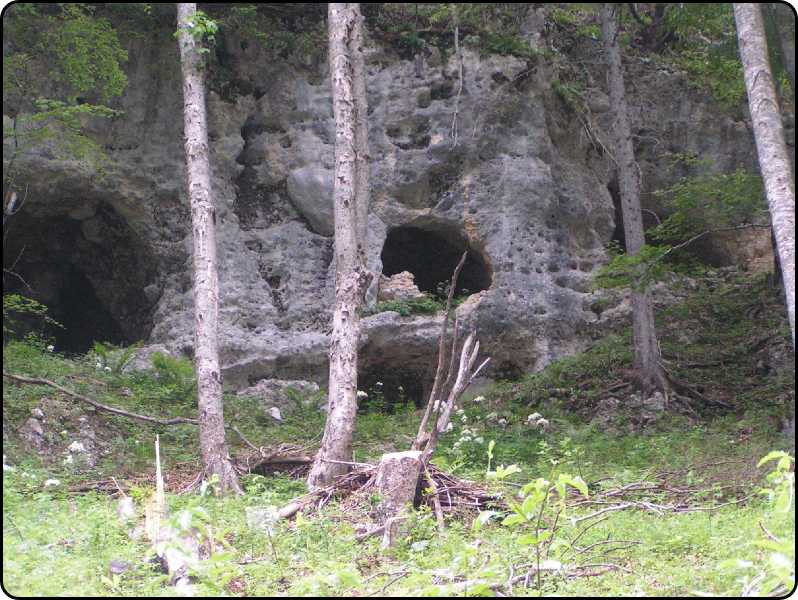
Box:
[3,371,200,426]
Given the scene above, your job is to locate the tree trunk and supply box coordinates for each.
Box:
[307,3,371,490]
[601,3,669,400]
[176,3,241,494]
[373,450,422,547]
[735,3,796,350]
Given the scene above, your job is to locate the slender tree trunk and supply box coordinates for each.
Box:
[735,3,796,349]
[307,3,371,490]
[351,4,370,260]
[177,3,241,494]
[601,3,669,400]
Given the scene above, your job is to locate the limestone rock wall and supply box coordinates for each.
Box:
[2,15,763,394]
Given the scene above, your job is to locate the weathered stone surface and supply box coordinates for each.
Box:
[2,13,772,395]
[378,271,425,301]
[286,165,335,236]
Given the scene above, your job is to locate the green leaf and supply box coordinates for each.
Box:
[473,510,499,532]
[758,451,792,468]
[558,473,589,498]
[502,513,527,527]
[521,494,540,518]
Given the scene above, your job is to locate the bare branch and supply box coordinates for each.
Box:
[413,251,468,449]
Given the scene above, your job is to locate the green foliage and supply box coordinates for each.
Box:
[282,385,326,418]
[552,79,584,111]
[651,159,768,243]
[3,3,128,183]
[503,334,632,407]
[593,243,673,291]
[363,294,445,317]
[663,4,746,112]
[45,4,129,102]
[2,294,63,342]
[594,158,766,292]
[714,451,795,596]
[175,10,219,55]
[219,4,323,64]
[90,341,142,375]
[150,352,197,406]
[479,32,537,58]
[374,3,537,59]
[758,451,795,513]
[474,442,588,591]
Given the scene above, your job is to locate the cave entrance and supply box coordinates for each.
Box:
[358,364,426,414]
[3,202,157,355]
[380,224,492,297]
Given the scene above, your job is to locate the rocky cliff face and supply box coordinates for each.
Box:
[3,12,765,397]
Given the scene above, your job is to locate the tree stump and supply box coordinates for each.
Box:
[374,450,422,548]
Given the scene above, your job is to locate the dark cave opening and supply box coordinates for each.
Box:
[380,224,492,297]
[55,266,128,354]
[3,202,157,355]
[358,362,428,413]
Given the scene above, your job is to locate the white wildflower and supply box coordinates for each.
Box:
[357,390,368,399]
[63,455,74,465]
[44,479,61,487]
[537,418,550,430]
[95,362,103,370]
[375,381,383,387]
[460,414,468,423]
[498,418,508,427]
[46,345,55,352]
[445,422,454,432]
[68,441,85,453]
[456,408,464,415]
[472,395,485,403]
[474,437,484,444]
[104,366,112,372]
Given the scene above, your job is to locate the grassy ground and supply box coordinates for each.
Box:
[2,269,795,596]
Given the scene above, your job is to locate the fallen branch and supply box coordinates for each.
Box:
[4,372,310,466]
[3,372,199,426]
[425,466,446,533]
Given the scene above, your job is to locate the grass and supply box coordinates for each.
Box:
[2,268,795,596]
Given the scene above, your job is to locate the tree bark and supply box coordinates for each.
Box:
[601,3,669,400]
[176,3,241,495]
[307,3,371,490]
[735,3,796,350]
[373,450,422,547]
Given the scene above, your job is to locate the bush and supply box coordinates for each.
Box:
[150,352,197,406]
[363,294,446,317]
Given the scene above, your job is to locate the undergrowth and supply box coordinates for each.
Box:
[2,269,794,596]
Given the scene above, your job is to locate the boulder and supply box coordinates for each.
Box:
[378,271,426,302]
[286,165,334,236]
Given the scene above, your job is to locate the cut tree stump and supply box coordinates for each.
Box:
[374,450,422,548]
